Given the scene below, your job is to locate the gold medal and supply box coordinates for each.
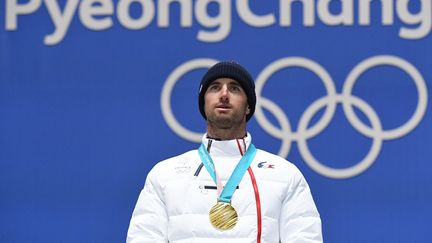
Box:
[209,201,238,230]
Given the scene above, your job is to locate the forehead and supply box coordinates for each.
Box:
[209,78,241,85]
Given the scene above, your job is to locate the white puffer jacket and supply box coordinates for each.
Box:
[127,134,322,243]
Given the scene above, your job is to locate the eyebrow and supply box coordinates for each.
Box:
[229,81,241,86]
[210,80,241,86]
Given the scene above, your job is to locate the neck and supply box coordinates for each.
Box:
[207,124,247,140]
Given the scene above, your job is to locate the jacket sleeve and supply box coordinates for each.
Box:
[279,166,323,243]
[126,166,168,243]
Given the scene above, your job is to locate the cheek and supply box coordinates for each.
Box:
[204,94,216,110]
[204,101,211,112]
[204,93,215,104]
[232,96,248,108]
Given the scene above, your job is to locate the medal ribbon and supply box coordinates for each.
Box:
[198,143,257,203]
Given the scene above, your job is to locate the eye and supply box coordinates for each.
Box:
[229,85,241,93]
[208,84,220,91]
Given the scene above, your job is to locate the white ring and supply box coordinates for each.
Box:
[255,57,337,140]
[161,58,218,142]
[342,55,428,139]
[297,95,383,179]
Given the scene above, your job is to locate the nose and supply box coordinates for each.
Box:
[219,85,229,103]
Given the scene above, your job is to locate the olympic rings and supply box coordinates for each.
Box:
[160,55,428,179]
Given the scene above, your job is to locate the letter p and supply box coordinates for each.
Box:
[6,0,42,30]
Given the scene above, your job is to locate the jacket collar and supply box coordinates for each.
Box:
[201,132,252,157]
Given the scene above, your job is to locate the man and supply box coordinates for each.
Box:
[127,61,322,243]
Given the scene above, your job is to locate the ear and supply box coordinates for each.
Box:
[246,106,250,115]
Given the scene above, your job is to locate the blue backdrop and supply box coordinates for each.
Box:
[1,1,431,242]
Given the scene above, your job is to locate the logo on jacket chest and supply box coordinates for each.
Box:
[257,161,275,169]
[174,160,192,174]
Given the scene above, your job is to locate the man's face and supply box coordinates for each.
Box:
[204,78,249,129]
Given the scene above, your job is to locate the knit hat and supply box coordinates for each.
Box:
[198,61,256,121]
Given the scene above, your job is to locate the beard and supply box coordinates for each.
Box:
[206,108,246,130]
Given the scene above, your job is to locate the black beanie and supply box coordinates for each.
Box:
[198,61,256,122]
